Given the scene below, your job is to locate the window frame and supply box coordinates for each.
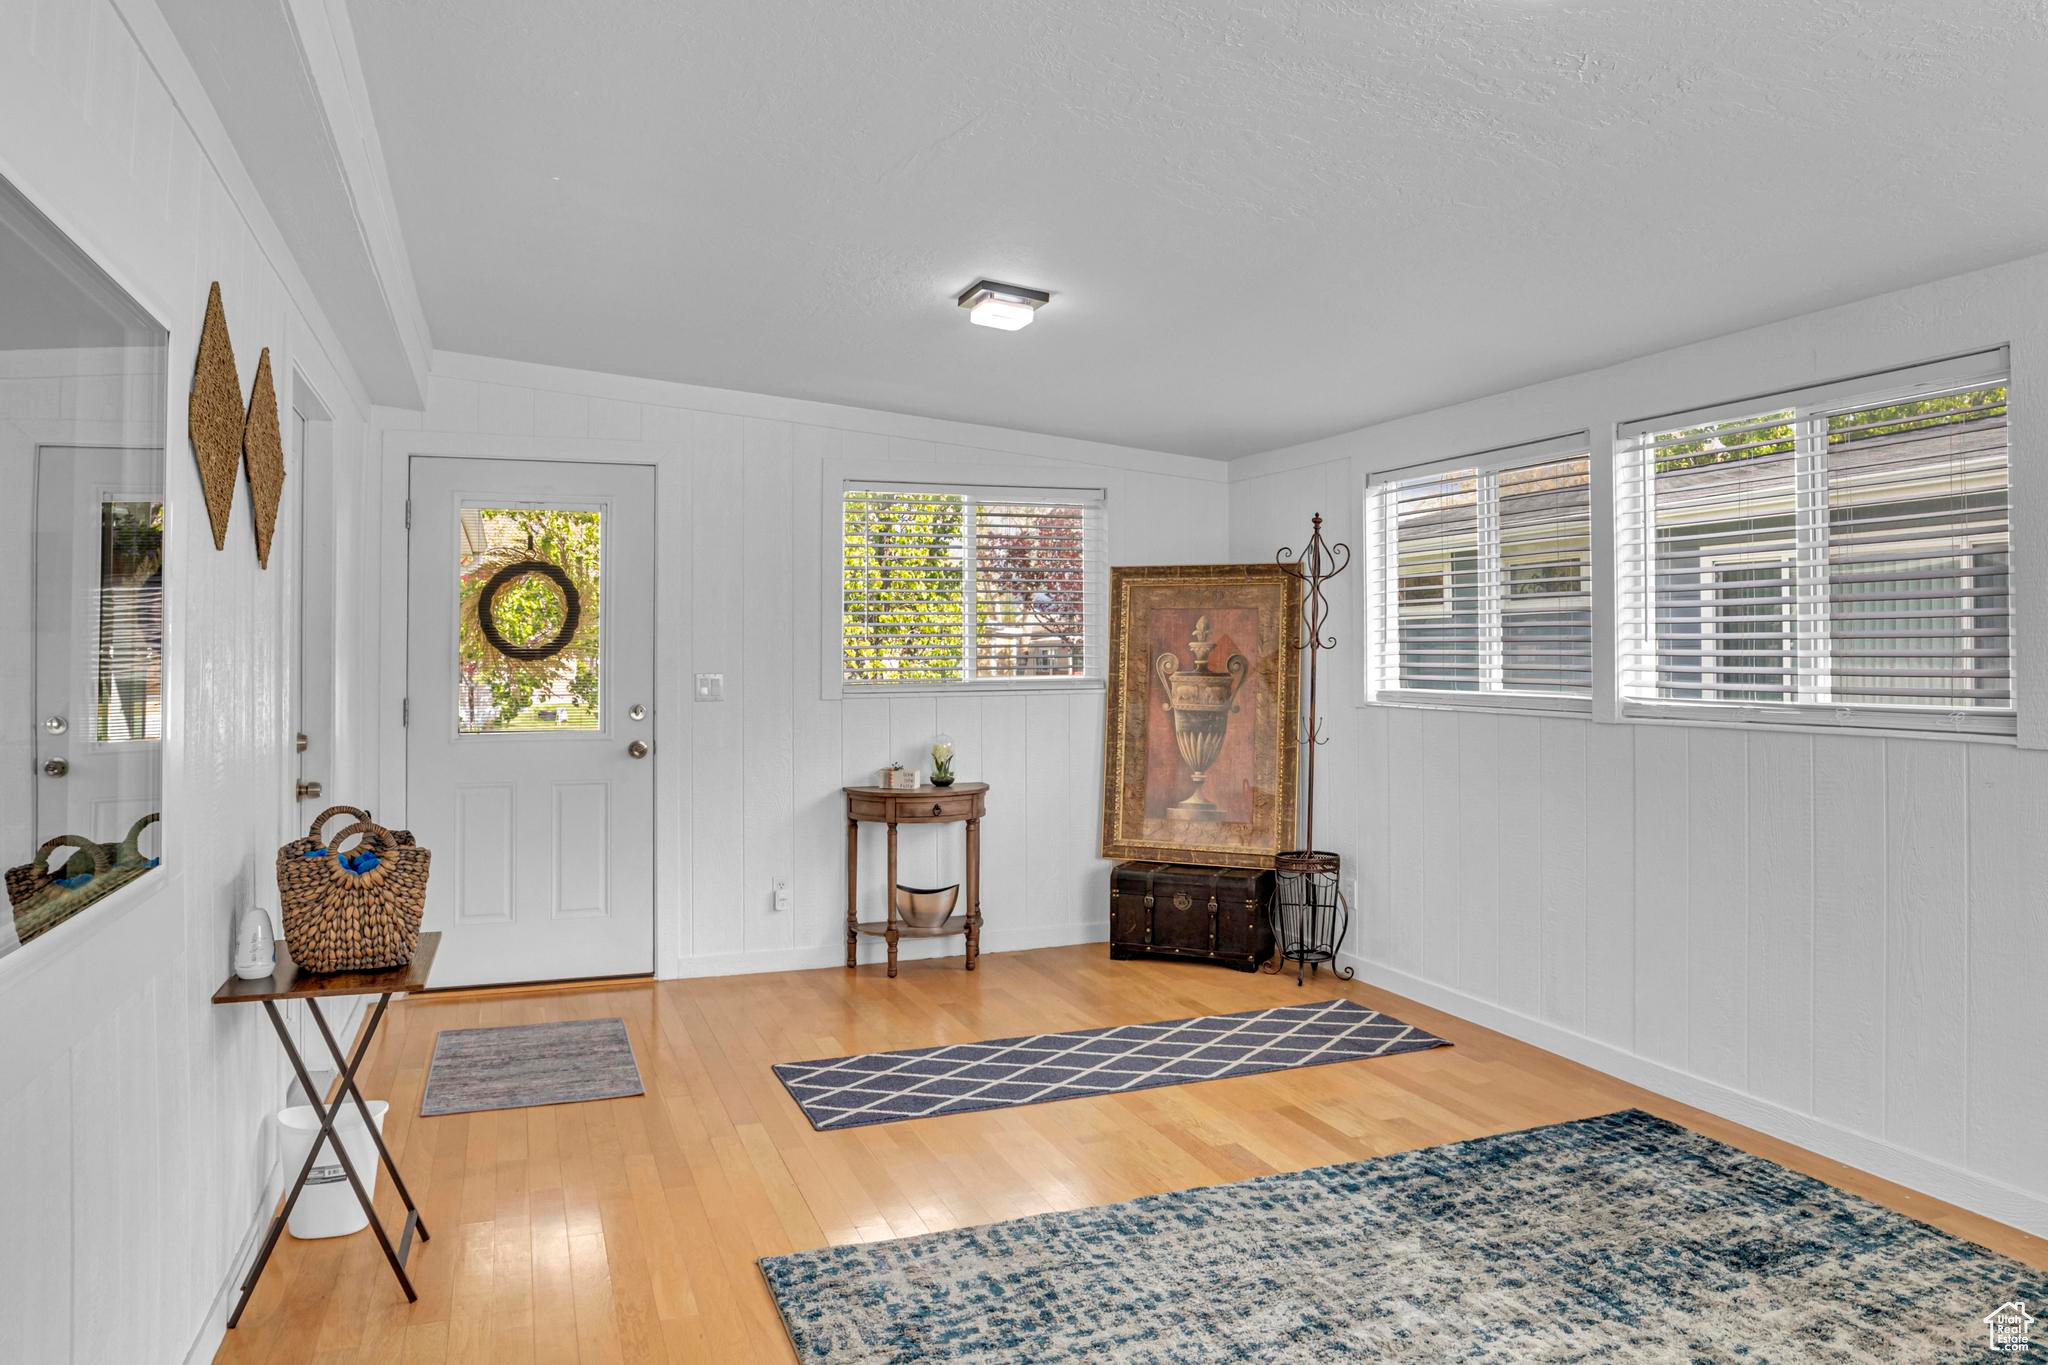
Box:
[821,466,1108,699]
[1365,432,1595,715]
[1615,349,2014,737]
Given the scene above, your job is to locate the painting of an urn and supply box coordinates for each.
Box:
[1153,617,1249,821]
[1101,563,1301,869]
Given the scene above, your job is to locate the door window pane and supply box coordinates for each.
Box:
[456,506,602,733]
[97,499,164,742]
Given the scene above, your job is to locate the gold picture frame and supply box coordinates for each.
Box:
[1100,563,1302,868]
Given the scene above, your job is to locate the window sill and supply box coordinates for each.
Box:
[1363,689,1591,721]
[1618,701,2018,744]
[835,678,1106,701]
[1354,691,2021,743]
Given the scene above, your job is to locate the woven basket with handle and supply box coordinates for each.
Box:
[7,834,113,910]
[281,804,416,862]
[277,816,431,973]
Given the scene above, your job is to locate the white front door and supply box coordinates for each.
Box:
[405,456,656,987]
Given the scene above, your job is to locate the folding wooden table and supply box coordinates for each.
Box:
[211,931,439,1328]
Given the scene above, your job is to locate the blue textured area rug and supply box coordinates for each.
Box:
[773,998,1448,1130]
[761,1110,2046,1363]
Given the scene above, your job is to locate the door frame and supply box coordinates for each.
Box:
[375,432,685,979]
[281,369,335,845]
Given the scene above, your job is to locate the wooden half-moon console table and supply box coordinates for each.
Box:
[844,782,987,977]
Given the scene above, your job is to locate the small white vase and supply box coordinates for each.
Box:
[233,906,277,980]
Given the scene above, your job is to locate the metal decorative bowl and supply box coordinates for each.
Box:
[893,883,959,929]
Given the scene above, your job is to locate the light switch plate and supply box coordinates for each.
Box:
[694,672,724,701]
[772,877,791,912]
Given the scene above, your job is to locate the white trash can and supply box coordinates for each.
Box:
[277,1100,388,1239]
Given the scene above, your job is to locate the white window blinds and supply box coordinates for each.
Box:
[1368,436,1593,705]
[1617,350,2012,732]
[842,482,1105,688]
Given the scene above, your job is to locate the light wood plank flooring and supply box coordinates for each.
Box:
[215,944,2048,1363]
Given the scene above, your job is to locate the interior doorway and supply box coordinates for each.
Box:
[288,374,336,832]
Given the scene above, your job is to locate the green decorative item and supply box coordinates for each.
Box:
[930,734,955,787]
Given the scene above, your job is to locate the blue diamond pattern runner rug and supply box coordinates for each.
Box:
[760,1109,2047,1363]
[772,998,1448,1130]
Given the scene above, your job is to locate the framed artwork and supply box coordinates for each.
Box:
[1100,563,1301,868]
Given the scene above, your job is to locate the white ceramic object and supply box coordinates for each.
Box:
[233,906,277,980]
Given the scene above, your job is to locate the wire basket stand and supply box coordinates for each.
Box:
[1267,513,1356,985]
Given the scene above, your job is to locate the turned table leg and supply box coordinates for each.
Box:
[965,815,981,970]
[885,818,900,978]
[845,817,858,968]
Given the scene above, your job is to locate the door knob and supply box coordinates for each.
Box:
[43,715,68,735]
[43,758,68,777]
[296,780,323,801]
[627,740,650,759]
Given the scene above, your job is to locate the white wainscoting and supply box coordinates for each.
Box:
[0,3,381,1361]
[1228,251,2048,1237]
[374,354,1232,980]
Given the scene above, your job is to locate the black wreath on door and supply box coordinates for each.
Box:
[476,559,582,662]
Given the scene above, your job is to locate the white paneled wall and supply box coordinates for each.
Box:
[0,3,378,1361]
[8,9,2047,1361]
[1230,251,2048,1238]
[376,355,1230,977]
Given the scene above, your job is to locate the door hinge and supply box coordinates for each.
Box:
[401,698,409,727]
[404,498,412,531]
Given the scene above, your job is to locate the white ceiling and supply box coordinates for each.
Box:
[348,0,2048,459]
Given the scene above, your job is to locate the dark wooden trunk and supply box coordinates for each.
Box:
[1108,862,1275,972]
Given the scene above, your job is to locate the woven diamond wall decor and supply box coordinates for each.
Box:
[188,281,242,552]
[243,346,285,568]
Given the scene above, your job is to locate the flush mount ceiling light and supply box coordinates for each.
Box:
[957,279,1049,331]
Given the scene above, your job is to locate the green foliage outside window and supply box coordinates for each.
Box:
[1653,387,2005,472]
[843,491,965,684]
[459,507,602,731]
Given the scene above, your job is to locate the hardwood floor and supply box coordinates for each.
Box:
[214,944,2048,1363]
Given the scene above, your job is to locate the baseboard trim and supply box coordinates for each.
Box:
[181,1141,285,1365]
[668,920,1108,980]
[417,971,655,1000]
[1341,951,2048,1240]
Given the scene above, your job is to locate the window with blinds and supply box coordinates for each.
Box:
[1367,436,1593,706]
[1617,350,2012,732]
[95,497,165,742]
[841,482,1105,688]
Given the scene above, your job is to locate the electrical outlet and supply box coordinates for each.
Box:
[1342,875,1359,909]
[772,877,791,912]
[694,672,724,701]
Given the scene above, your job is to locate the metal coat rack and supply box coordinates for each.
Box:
[1268,513,1355,985]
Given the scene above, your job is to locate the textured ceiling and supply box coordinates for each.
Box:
[349,0,2048,458]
